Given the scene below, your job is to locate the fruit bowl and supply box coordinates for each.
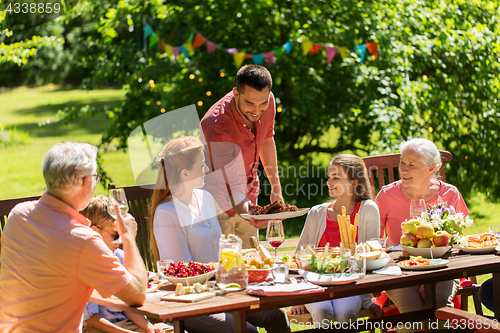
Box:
[247,268,272,283]
[399,244,451,258]
[162,270,216,286]
[365,256,391,271]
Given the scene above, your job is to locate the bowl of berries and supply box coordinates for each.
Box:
[161,261,216,286]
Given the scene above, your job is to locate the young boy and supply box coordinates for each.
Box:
[81,195,172,333]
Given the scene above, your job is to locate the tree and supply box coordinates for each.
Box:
[54,0,500,204]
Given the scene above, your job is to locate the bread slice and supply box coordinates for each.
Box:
[366,240,383,251]
[359,251,382,261]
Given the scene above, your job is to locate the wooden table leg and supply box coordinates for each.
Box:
[232,310,247,333]
[493,272,500,319]
[173,320,185,333]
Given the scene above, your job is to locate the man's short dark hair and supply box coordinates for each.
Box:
[236,65,272,93]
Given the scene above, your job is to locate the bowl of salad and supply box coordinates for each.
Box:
[296,247,349,274]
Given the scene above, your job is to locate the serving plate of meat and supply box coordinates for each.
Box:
[241,201,310,220]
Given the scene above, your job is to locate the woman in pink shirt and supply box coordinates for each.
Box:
[376,138,469,333]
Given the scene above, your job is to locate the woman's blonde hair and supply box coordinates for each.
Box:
[80,195,114,228]
[149,136,205,263]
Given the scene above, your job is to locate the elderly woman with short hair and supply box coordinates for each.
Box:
[376,138,469,333]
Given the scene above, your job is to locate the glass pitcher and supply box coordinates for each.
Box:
[216,234,248,289]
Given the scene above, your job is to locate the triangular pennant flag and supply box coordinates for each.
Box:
[354,44,367,62]
[283,41,293,54]
[144,23,153,38]
[253,53,264,65]
[173,47,180,62]
[192,32,207,49]
[187,31,195,44]
[179,45,189,58]
[302,40,314,56]
[234,52,245,68]
[206,41,217,53]
[309,43,323,56]
[244,54,253,60]
[325,46,337,64]
[225,48,238,55]
[366,42,378,59]
[273,47,285,58]
[165,45,173,57]
[338,46,348,60]
[159,41,166,51]
[149,33,159,48]
[264,51,275,67]
[183,42,194,55]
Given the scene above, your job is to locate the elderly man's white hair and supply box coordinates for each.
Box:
[42,142,98,192]
[400,138,442,178]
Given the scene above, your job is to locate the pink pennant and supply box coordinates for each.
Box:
[264,51,275,67]
[173,47,180,62]
[325,46,338,64]
[206,41,217,53]
[225,48,238,54]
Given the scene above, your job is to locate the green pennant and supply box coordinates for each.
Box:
[187,31,195,44]
[149,33,159,48]
[273,47,285,57]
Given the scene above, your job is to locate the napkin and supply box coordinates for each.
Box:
[246,281,324,296]
[373,266,402,276]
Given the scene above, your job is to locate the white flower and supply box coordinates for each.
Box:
[463,216,474,228]
[457,236,468,247]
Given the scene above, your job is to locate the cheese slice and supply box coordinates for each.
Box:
[257,244,273,261]
[175,283,185,296]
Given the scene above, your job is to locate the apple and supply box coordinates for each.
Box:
[416,223,435,239]
[433,230,452,247]
[402,219,421,235]
[417,238,433,248]
[400,233,419,247]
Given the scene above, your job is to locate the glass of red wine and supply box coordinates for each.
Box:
[266,220,285,258]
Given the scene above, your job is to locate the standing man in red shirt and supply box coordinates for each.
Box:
[200,65,283,247]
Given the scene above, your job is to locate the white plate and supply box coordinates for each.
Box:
[399,244,451,258]
[460,246,497,254]
[216,283,244,292]
[398,259,450,270]
[241,208,310,220]
[299,270,359,286]
[163,270,216,286]
[365,256,391,271]
[147,271,157,280]
[147,283,160,293]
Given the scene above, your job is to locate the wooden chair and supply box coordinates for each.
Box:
[0,195,41,238]
[362,151,483,315]
[108,183,155,271]
[435,307,500,332]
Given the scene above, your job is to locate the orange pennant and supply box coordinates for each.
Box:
[192,32,207,49]
[309,43,323,56]
[366,42,378,59]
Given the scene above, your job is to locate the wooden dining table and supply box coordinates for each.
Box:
[90,246,500,333]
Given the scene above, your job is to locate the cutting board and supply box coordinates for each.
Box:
[161,292,216,303]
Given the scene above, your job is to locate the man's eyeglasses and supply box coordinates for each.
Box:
[96,226,120,241]
[93,174,102,183]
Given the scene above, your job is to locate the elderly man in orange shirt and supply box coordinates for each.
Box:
[0,142,147,332]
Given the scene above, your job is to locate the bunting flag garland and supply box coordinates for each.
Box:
[366,42,378,59]
[206,41,217,53]
[354,44,367,62]
[264,51,275,67]
[309,43,323,56]
[338,46,348,60]
[192,32,207,48]
[302,40,314,56]
[325,46,337,64]
[141,24,378,67]
[253,53,264,65]
[144,23,153,38]
[234,52,246,68]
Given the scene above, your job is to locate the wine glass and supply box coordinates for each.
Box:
[107,188,128,244]
[410,199,426,219]
[266,220,285,259]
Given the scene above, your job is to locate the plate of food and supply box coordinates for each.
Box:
[461,234,498,254]
[147,283,160,293]
[241,201,309,220]
[299,270,360,286]
[279,254,300,272]
[147,271,157,280]
[398,257,450,270]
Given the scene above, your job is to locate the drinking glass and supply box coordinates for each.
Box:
[107,188,128,244]
[349,256,366,279]
[156,259,174,284]
[489,225,500,239]
[410,199,426,219]
[266,220,285,258]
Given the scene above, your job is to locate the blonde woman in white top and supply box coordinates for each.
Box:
[292,154,382,327]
